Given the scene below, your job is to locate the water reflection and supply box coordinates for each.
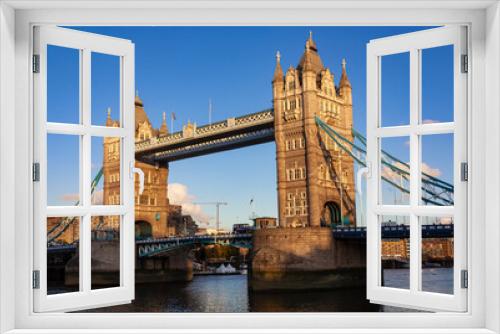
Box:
[250,287,379,312]
[90,271,447,312]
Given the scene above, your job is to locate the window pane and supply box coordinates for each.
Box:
[47,45,80,124]
[381,52,410,127]
[421,45,454,124]
[380,215,410,290]
[91,215,121,290]
[420,134,454,206]
[91,136,121,205]
[421,216,454,294]
[91,52,121,127]
[47,216,80,295]
[380,137,410,205]
[47,134,80,206]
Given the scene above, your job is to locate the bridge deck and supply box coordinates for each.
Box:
[135,109,274,163]
[48,225,453,258]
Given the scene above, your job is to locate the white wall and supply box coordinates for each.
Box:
[0,2,16,333]
[485,2,500,333]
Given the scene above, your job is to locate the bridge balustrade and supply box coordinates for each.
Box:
[134,109,274,160]
[49,228,452,258]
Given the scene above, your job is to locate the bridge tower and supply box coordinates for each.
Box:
[102,93,171,238]
[273,33,356,228]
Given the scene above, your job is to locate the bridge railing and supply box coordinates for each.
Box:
[195,120,229,135]
[135,109,274,153]
[234,109,274,126]
[135,132,183,151]
[49,227,453,258]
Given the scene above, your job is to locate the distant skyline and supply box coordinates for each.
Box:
[47,26,453,230]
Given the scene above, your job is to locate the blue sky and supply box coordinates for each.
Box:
[47,26,454,229]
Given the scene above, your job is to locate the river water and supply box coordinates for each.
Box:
[91,268,452,312]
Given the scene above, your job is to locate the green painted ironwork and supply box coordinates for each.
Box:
[47,167,104,244]
[315,116,454,206]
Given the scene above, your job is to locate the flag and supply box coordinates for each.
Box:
[250,198,254,205]
[171,112,176,121]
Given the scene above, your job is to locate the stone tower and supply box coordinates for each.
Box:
[98,108,121,230]
[102,93,170,238]
[273,33,356,228]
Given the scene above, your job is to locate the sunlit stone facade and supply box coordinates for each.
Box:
[273,33,356,228]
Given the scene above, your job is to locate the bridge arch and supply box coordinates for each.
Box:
[322,201,342,227]
[135,220,153,240]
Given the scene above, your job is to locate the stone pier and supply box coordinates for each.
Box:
[135,246,193,283]
[65,240,193,286]
[249,227,365,291]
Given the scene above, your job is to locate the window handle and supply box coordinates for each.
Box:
[130,163,145,195]
[356,163,371,195]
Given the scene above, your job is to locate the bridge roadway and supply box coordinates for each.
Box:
[48,224,454,258]
[135,109,275,163]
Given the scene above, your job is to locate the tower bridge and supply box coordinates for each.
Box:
[132,32,358,233]
[48,33,455,291]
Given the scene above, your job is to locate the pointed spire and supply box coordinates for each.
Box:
[302,49,314,72]
[273,50,284,83]
[298,31,323,74]
[339,58,351,88]
[306,30,317,52]
[135,89,143,107]
[106,107,113,126]
[159,111,168,135]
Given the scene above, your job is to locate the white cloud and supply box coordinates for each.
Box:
[91,190,103,205]
[439,217,453,224]
[168,183,211,224]
[421,162,441,178]
[381,161,442,182]
[422,119,439,124]
[381,161,409,183]
[61,190,104,205]
[60,193,79,202]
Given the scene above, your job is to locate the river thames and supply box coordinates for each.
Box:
[90,268,452,312]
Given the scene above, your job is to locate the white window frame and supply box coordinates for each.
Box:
[366,26,468,312]
[0,1,499,333]
[32,26,136,312]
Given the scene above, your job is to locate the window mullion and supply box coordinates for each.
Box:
[409,48,421,293]
[81,48,91,208]
[81,48,92,293]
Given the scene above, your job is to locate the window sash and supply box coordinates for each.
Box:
[33,26,135,313]
[5,5,489,330]
[366,25,468,312]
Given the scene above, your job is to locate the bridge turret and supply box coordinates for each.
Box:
[300,33,323,228]
[272,51,284,97]
[135,90,144,107]
[338,58,354,147]
[159,111,168,136]
[272,50,288,227]
[105,107,114,127]
[339,58,352,106]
